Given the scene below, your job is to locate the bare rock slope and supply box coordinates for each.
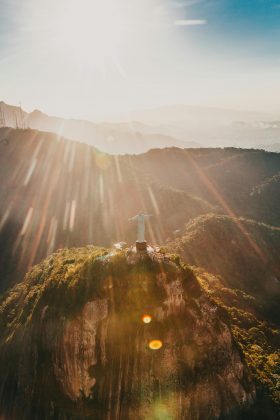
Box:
[0,247,257,419]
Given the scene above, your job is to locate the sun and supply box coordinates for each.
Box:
[29,0,129,74]
[60,2,124,60]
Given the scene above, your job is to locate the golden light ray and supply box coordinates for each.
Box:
[184,151,267,263]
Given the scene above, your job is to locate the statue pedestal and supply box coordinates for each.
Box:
[136,241,147,252]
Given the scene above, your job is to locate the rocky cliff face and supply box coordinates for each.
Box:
[0,247,258,419]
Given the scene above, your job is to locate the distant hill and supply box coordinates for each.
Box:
[249,173,280,226]
[258,143,280,153]
[1,101,280,152]
[0,128,214,292]
[1,127,280,294]
[130,147,280,226]
[111,105,280,149]
[0,102,195,154]
[114,104,275,126]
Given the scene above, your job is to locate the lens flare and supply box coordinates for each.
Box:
[142,314,152,324]
[149,340,162,350]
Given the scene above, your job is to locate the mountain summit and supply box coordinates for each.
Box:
[0,246,261,419]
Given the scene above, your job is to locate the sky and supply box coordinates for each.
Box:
[0,0,280,120]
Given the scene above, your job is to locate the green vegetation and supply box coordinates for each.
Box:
[0,246,206,419]
[168,213,280,323]
[0,246,197,344]
[250,172,280,226]
[131,147,280,225]
[197,269,280,413]
[0,245,279,418]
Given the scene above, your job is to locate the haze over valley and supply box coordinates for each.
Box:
[1,101,280,154]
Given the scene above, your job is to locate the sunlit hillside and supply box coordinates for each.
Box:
[1,127,280,294]
[2,246,278,419]
[0,128,215,292]
[131,147,280,226]
[168,214,280,323]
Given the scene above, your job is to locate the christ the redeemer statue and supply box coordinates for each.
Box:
[129,212,152,251]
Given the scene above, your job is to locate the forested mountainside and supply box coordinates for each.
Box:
[0,247,278,419]
[167,214,280,323]
[129,147,280,227]
[1,128,280,292]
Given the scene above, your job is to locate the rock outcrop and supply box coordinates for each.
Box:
[0,247,256,419]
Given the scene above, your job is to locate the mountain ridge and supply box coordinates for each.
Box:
[167,213,280,324]
[1,100,280,152]
[0,127,279,418]
[0,102,194,154]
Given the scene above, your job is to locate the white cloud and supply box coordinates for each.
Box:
[172,1,204,9]
[174,19,207,25]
